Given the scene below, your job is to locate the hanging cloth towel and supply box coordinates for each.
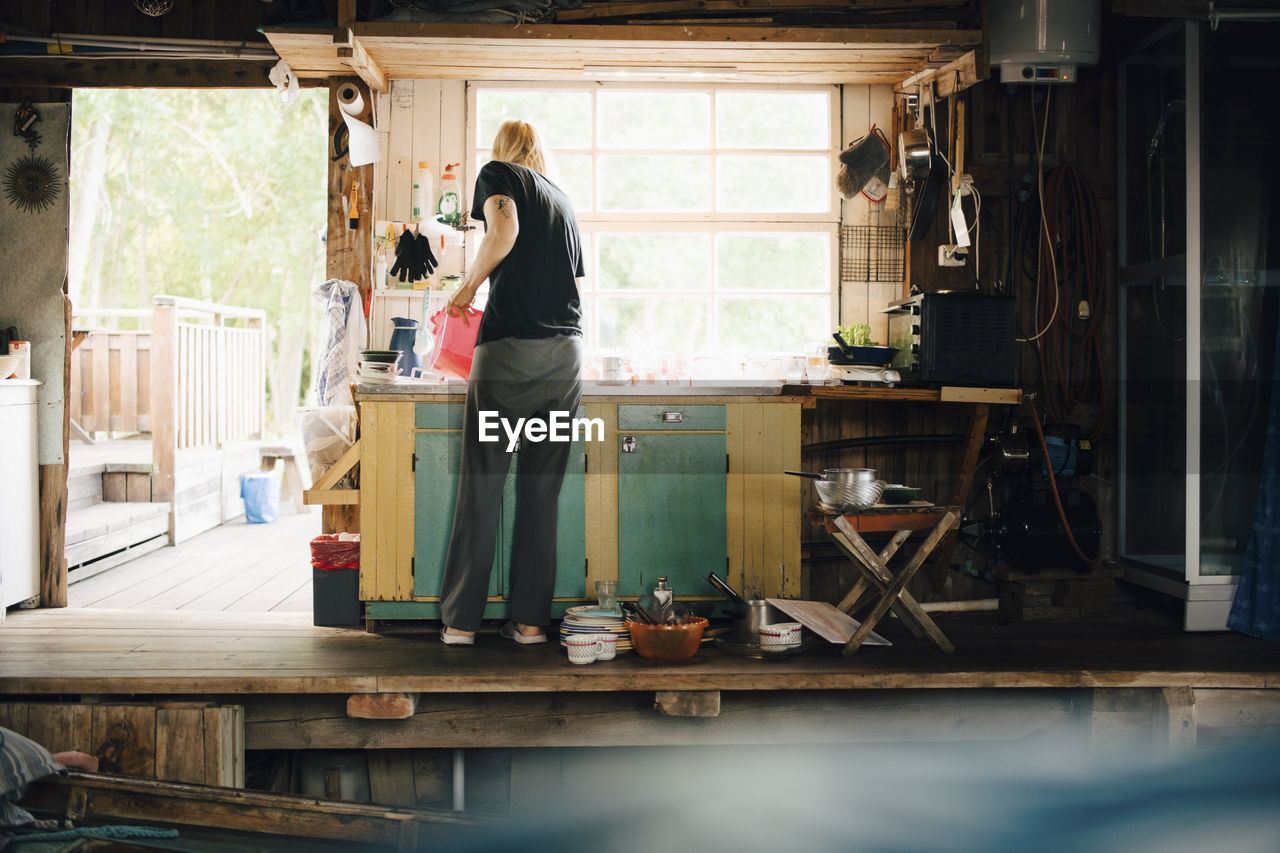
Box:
[313,278,366,407]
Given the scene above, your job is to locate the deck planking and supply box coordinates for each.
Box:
[68,511,319,612]
[2,606,1277,696]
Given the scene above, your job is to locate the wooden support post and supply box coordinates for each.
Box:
[653,690,720,718]
[150,297,179,541]
[348,693,420,720]
[324,77,373,537]
[38,294,72,607]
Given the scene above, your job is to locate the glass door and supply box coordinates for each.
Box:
[1119,19,1280,627]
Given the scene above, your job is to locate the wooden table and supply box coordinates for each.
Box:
[815,503,961,656]
[798,383,1021,576]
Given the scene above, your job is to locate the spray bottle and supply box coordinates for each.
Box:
[437,163,462,228]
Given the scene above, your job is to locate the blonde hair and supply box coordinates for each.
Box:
[490,120,547,175]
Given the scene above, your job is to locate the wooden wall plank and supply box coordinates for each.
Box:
[155,706,207,785]
[0,702,30,736]
[583,402,618,593]
[360,402,382,601]
[367,750,418,808]
[724,403,746,597]
[27,703,94,754]
[90,704,158,779]
[395,401,416,600]
[739,401,767,597]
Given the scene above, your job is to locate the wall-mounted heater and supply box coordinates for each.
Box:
[989,0,1101,84]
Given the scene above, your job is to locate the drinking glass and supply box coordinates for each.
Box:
[594,580,621,614]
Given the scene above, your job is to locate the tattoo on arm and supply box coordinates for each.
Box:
[496,197,514,219]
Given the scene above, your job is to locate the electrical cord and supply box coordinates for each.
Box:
[1018,86,1060,343]
[1025,399,1101,566]
[1035,163,1109,441]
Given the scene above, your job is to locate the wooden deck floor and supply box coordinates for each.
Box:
[68,509,321,612]
[3,604,1277,696]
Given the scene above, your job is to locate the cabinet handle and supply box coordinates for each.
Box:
[621,435,637,453]
[662,411,684,423]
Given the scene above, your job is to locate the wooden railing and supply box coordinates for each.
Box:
[69,308,153,436]
[71,296,267,449]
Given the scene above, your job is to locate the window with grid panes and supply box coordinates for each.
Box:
[467,83,838,356]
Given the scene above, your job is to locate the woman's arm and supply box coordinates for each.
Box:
[447,194,519,319]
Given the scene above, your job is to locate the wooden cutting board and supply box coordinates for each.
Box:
[766,599,891,647]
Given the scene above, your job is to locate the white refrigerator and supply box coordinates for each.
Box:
[0,379,41,615]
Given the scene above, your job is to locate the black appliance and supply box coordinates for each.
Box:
[969,421,1101,573]
[886,291,1017,386]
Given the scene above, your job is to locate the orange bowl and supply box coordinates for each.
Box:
[626,616,708,662]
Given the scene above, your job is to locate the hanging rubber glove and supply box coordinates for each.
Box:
[416,232,439,277]
[388,229,413,282]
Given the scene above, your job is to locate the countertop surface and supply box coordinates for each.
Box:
[356,379,792,397]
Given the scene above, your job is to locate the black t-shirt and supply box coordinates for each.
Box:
[470,161,584,345]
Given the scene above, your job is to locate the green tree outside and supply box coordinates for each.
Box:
[69,88,327,438]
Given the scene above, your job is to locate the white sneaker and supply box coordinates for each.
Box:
[501,622,547,645]
[440,626,475,646]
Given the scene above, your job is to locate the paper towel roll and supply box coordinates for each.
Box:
[338,83,380,167]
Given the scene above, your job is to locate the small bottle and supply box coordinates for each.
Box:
[411,161,433,223]
[653,577,673,609]
[437,163,462,228]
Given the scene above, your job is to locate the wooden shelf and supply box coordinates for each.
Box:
[264,22,982,86]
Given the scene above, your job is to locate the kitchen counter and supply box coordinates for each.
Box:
[355,379,790,397]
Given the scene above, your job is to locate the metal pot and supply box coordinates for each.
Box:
[735,599,780,643]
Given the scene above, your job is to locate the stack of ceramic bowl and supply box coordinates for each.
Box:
[359,350,400,383]
[560,604,632,654]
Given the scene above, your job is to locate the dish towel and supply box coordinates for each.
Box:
[313,278,365,407]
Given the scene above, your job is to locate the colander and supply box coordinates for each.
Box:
[785,469,885,511]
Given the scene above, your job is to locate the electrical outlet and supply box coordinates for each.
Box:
[938,244,968,267]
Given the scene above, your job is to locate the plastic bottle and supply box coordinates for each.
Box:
[411,161,433,222]
[437,163,462,228]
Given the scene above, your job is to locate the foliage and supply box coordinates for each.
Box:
[69,88,327,437]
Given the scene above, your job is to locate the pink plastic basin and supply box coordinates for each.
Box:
[429,307,483,380]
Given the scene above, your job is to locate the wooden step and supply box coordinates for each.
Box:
[67,463,104,510]
[65,500,171,571]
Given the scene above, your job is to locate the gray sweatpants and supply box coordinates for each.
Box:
[439,334,583,631]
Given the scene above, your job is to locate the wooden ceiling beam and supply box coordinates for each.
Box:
[898,48,984,97]
[264,22,981,84]
[0,58,282,89]
[333,28,387,93]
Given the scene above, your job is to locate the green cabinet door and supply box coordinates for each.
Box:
[617,431,726,598]
[415,402,586,607]
[498,414,588,601]
[413,428,503,599]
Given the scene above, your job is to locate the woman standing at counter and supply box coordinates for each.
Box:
[439,120,585,646]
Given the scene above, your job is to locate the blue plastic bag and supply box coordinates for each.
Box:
[240,472,279,524]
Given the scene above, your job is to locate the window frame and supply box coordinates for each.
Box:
[465,80,840,354]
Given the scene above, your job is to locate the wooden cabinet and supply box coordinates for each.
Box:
[616,404,726,598]
[359,393,801,624]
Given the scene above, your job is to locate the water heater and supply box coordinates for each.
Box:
[989,0,1101,84]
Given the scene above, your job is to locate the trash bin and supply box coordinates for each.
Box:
[311,533,361,627]
[240,472,279,524]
